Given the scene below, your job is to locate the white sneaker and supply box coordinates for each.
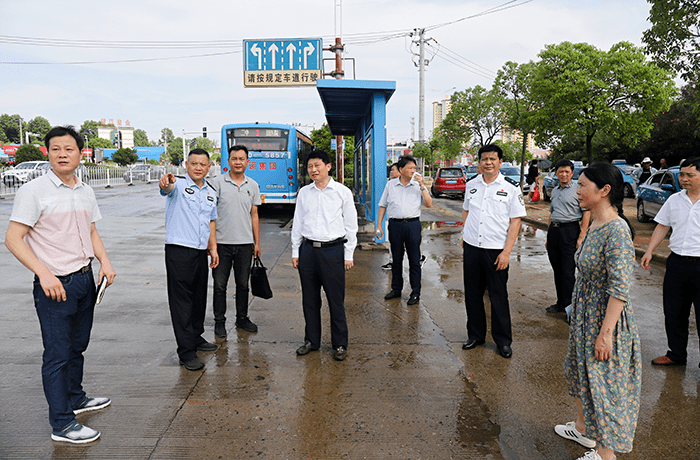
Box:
[73,396,111,414]
[51,420,100,443]
[554,421,596,448]
[575,449,603,460]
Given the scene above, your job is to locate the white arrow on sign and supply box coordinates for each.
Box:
[251,43,262,70]
[303,43,315,69]
[286,43,297,69]
[268,43,279,70]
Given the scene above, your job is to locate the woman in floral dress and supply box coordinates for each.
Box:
[554,162,642,460]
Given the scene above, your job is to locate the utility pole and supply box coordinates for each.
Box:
[330,0,345,184]
[418,28,425,144]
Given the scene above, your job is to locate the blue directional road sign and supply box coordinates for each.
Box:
[243,38,323,87]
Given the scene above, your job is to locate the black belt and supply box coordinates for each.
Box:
[64,262,92,277]
[303,237,347,248]
[550,221,579,228]
[389,217,419,223]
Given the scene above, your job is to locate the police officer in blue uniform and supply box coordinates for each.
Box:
[159,148,219,371]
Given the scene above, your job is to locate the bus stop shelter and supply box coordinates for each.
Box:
[316,79,396,242]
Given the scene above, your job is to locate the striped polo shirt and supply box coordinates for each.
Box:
[10,170,101,276]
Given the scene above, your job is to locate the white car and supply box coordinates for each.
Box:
[1,161,49,187]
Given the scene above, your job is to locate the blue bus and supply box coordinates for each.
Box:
[221,123,313,204]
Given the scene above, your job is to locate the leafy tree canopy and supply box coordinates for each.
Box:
[643,0,700,82]
[0,114,23,144]
[528,41,677,159]
[80,120,102,142]
[133,129,152,147]
[310,123,354,179]
[168,137,184,165]
[112,147,138,166]
[14,144,45,163]
[89,137,114,149]
[26,116,51,144]
[443,85,505,148]
[159,127,175,146]
[192,136,217,153]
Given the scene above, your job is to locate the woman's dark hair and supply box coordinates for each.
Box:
[580,162,635,240]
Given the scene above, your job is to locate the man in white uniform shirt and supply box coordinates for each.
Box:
[642,157,700,367]
[461,144,526,359]
[291,149,358,361]
[376,155,432,305]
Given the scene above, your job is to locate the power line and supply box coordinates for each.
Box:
[0,50,240,65]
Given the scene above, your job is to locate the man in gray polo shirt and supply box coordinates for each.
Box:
[211,145,261,338]
[546,159,590,314]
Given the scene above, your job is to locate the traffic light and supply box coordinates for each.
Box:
[202,127,207,138]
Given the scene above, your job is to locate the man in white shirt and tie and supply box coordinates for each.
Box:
[291,149,358,361]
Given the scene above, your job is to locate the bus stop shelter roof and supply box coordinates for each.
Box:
[316,79,396,136]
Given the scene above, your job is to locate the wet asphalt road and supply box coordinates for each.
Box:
[0,184,698,459]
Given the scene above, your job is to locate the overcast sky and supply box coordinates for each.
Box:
[0,0,655,146]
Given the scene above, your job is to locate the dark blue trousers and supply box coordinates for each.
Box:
[212,243,254,323]
[462,243,512,347]
[388,219,422,296]
[34,268,96,430]
[165,244,209,361]
[298,241,348,349]
[663,252,700,363]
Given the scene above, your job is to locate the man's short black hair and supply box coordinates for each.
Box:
[228,144,249,157]
[306,148,331,166]
[553,159,574,172]
[397,155,417,170]
[188,148,210,159]
[680,157,700,171]
[44,125,84,151]
[478,144,503,160]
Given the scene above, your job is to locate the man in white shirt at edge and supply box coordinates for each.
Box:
[641,157,700,367]
[291,149,358,362]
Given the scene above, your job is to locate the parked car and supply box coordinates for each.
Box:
[32,162,91,184]
[431,166,467,198]
[636,167,681,222]
[613,163,636,198]
[541,165,586,201]
[1,160,49,187]
[499,166,522,186]
[465,164,478,179]
[124,164,164,182]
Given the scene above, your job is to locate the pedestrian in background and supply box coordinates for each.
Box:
[632,157,657,186]
[554,162,641,460]
[641,157,700,367]
[460,144,526,359]
[376,155,432,305]
[381,162,400,270]
[546,159,590,314]
[160,148,219,371]
[5,126,116,443]
[292,149,357,361]
[210,145,261,339]
[526,159,539,202]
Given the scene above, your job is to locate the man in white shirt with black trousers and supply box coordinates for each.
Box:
[291,149,358,361]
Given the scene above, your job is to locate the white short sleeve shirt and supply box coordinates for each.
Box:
[654,190,700,257]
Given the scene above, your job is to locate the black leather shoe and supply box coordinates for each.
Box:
[384,290,401,300]
[546,304,566,313]
[197,341,218,352]
[296,341,318,356]
[461,339,485,350]
[179,356,204,371]
[407,295,420,305]
[235,317,258,333]
[332,346,347,361]
[214,322,227,338]
[498,345,513,359]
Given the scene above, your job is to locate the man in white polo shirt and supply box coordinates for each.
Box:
[642,157,700,367]
[211,145,261,338]
[5,125,117,444]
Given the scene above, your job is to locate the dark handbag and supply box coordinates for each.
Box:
[250,256,273,299]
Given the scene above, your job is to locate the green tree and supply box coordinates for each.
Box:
[310,124,355,181]
[26,116,51,144]
[494,61,537,185]
[80,120,102,143]
[643,0,700,82]
[14,144,45,163]
[169,137,184,165]
[0,128,8,144]
[112,147,138,166]
[442,86,505,148]
[0,114,23,144]
[133,129,152,147]
[90,137,114,149]
[528,41,677,159]
[433,111,469,160]
[411,138,442,176]
[159,127,175,146]
[192,136,217,153]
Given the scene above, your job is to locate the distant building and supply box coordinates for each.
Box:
[501,126,537,151]
[97,125,134,149]
[432,97,453,130]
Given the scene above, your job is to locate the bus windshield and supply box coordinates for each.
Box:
[226,127,288,152]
